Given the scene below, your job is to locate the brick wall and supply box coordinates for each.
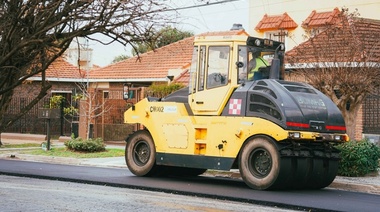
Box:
[14,81,79,98]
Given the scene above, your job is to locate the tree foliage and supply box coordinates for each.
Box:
[286,8,380,139]
[0,0,171,137]
[132,26,194,56]
[112,54,130,64]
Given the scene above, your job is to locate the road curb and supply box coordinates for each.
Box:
[330,181,380,195]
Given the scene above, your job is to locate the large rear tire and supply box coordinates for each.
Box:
[125,130,157,176]
[308,158,339,189]
[239,137,280,190]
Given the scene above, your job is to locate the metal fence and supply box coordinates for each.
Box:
[4,87,140,141]
[363,93,380,134]
[3,97,72,136]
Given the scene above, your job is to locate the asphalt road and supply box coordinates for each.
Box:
[0,159,379,212]
[1,175,291,212]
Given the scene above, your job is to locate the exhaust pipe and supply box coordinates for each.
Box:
[269,44,284,80]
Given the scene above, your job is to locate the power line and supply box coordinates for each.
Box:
[165,0,241,12]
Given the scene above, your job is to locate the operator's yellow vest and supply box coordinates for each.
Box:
[248,57,269,80]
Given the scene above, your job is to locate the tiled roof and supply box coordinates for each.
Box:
[172,69,190,85]
[197,29,248,37]
[88,37,194,81]
[255,13,298,31]
[48,57,83,78]
[286,17,380,64]
[89,29,249,82]
[32,57,85,80]
[29,29,248,83]
[302,8,340,28]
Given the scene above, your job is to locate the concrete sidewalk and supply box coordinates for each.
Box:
[0,133,127,168]
[0,133,379,195]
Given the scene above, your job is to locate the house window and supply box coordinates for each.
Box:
[310,28,321,37]
[305,27,326,37]
[51,91,72,109]
[103,91,109,99]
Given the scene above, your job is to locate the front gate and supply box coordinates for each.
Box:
[4,97,73,136]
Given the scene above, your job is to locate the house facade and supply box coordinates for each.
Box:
[248,0,380,50]
[5,57,84,137]
[248,0,380,141]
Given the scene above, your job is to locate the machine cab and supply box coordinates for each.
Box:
[238,37,285,83]
[188,35,285,116]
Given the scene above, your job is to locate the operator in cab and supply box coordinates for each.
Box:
[248,51,269,80]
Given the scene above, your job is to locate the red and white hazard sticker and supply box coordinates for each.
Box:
[228,99,242,115]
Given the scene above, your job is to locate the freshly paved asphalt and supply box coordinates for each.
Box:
[0,159,379,212]
[1,135,379,211]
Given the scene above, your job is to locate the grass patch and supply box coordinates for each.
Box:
[23,147,124,158]
[0,143,41,148]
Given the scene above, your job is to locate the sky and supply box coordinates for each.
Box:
[89,0,249,67]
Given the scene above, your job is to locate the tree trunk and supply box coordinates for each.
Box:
[344,112,357,141]
[341,103,361,141]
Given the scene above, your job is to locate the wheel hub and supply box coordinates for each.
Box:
[133,141,150,166]
[250,149,272,178]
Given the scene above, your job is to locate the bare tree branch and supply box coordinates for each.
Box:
[0,0,173,136]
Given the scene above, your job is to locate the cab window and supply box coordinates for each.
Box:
[238,45,248,83]
[189,47,198,94]
[206,46,229,89]
[198,46,206,91]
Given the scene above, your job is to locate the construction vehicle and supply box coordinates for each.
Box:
[123,34,349,190]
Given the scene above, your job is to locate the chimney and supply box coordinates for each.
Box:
[230,23,244,31]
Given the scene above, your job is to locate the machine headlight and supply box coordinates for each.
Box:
[254,39,261,46]
[289,132,301,139]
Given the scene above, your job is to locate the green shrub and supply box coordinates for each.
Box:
[64,137,106,152]
[145,83,185,98]
[336,139,380,177]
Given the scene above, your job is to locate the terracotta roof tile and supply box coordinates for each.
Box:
[34,57,85,79]
[255,13,298,31]
[198,29,248,36]
[302,8,340,28]
[172,69,190,85]
[88,37,194,80]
